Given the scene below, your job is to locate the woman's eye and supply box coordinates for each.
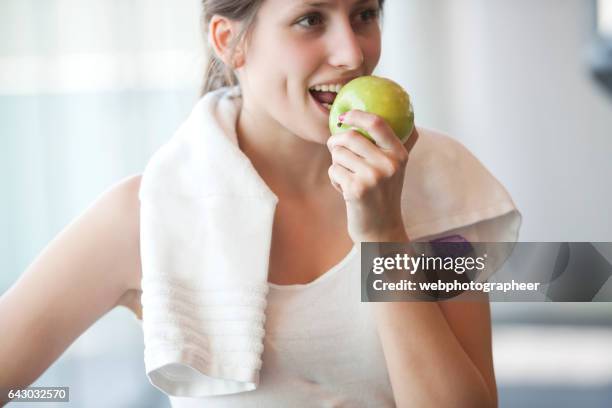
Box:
[295,8,378,30]
[296,13,323,28]
[358,8,380,23]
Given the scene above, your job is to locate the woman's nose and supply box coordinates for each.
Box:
[327,20,365,70]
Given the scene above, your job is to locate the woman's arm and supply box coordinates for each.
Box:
[325,111,496,406]
[370,230,497,408]
[0,175,143,403]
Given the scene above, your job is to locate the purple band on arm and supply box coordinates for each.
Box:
[429,234,474,258]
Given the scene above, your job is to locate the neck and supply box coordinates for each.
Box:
[236,101,334,200]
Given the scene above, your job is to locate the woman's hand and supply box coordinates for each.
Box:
[326,109,419,243]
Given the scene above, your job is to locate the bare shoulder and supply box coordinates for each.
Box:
[78,173,144,317]
[103,174,143,317]
[58,173,144,317]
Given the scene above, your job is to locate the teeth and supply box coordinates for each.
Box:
[310,83,343,93]
[322,103,332,110]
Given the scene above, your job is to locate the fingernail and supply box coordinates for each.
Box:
[338,113,346,122]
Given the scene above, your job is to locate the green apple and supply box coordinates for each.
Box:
[329,76,415,144]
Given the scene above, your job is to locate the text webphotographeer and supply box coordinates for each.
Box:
[372,279,541,293]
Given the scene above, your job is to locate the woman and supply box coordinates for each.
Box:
[1,0,521,406]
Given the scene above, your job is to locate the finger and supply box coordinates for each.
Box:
[327,130,386,163]
[328,163,354,196]
[403,126,420,155]
[330,145,374,178]
[330,177,343,194]
[339,109,401,151]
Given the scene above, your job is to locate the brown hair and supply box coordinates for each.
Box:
[200,0,386,97]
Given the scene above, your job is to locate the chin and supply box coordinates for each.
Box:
[306,123,332,145]
[289,114,330,145]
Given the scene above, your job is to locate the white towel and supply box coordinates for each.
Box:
[138,85,521,398]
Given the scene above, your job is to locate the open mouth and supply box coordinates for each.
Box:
[308,83,343,112]
[310,93,333,112]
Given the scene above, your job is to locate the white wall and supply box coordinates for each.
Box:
[0,0,203,93]
[378,0,612,241]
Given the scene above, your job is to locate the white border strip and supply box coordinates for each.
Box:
[0,51,204,94]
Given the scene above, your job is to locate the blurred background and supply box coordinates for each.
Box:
[1,0,611,407]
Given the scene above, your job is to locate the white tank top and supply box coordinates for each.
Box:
[168,245,396,407]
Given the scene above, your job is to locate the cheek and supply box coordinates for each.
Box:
[243,42,285,97]
[286,38,320,62]
[285,41,322,87]
[363,35,382,71]
[250,35,314,91]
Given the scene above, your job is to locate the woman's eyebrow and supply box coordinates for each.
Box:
[294,0,373,10]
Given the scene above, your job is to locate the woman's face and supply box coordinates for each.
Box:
[237,0,382,143]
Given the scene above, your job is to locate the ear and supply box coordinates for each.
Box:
[208,15,246,69]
